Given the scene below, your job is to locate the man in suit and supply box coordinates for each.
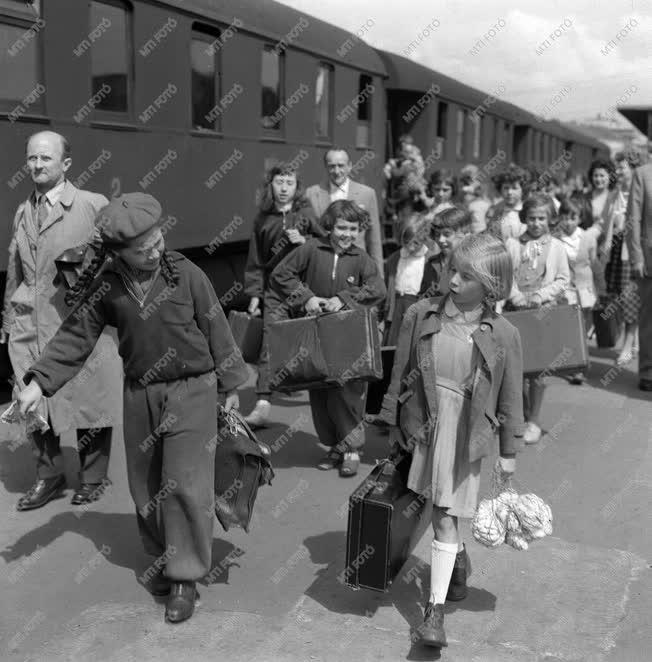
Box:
[306,148,384,276]
[1,131,122,510]
[626,161,652,391]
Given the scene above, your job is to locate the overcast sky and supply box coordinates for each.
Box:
[278,0,652,126]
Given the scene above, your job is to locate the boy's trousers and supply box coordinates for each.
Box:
[124,373,217,581]
[309,381,367,453]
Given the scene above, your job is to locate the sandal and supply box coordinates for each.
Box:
[317,450,342,471]
[339,451,360,478]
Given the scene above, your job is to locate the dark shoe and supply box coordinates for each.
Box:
[145,568,171,597]
[339,451,360,478]
[71,479,111,505]
[317,450,342,471]
[165,581,199,623]
[420,602,447,648]
[568,372,585,385]
[446,545,471,601]
[639,379,652,392]
[16,476,66,511]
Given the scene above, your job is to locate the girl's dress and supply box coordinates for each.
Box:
[558,228,597,309]
[407,300,483,518]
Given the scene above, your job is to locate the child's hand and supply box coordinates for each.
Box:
[323,297,344,312]
[510,292,527,308]
[305,297,327,314]
[248,297,261,317]
[18,381,43,416]
[285,228,306,246]
[224,390,239,412]
[529,293,544,308]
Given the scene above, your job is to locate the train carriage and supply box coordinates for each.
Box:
[0,0,387,305]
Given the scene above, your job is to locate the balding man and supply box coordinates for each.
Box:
[306,148,384,276]
[1,131,122,510]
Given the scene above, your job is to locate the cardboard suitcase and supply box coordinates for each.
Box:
[345,458,429,592]
[268,309,382,392]
[365,346,396,415]
[228,311,263,364]
[504,304,589,376]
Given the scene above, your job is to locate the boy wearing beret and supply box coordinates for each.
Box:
[18,193,248,624]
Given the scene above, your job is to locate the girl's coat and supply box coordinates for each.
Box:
[380,297,524,462]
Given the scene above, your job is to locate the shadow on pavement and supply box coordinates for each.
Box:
[256,424,322,469]
[301,529,497,660]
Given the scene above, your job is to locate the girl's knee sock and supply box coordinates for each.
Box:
[430,539,458,605]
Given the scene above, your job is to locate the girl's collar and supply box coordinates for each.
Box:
[520,232,551,244]
[444,296,484,322]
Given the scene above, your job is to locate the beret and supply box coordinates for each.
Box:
[96,193,162,245]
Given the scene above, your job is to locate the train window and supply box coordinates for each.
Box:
[315,63,333,141]
[0,1,43,114]
[90,1,132,114]
[191,26,221,131]
[261,46,284,131]
[356,74,372,147]
[436,101,448,140]
[455,109,466,160]
[472,115,481,159]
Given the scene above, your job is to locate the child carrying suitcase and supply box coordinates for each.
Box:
[18,193,248,625]
[380,233,524,648]
[269,200,386,477]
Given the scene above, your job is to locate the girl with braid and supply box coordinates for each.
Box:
[18,193,248,625]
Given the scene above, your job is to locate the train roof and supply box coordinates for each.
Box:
[376,49,607,151]
[155,0,387,75]
[617,106,650,136]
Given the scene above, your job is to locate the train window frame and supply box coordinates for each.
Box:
[436,100,448,150]
[260,44,285,136]
[0,2,45,116]
[455,108,466,160]
[472,113,481,159]
[356,73,373,148]
[314,62,333,143]
[190,24,222,134]
[87,0,134,122]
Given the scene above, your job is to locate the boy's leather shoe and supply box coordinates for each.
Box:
[446,545,471,601]
[71,479,111,505]
[244,400,271,428]
[420,602,447,647]
[639,379,652,392]
[141,567,171,596]
[165,581,198,623]
[17,476,66,511]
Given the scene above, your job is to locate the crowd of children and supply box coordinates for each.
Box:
[13,147,641,646]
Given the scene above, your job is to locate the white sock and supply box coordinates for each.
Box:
[457,540,464,553]
[430,539,458,605]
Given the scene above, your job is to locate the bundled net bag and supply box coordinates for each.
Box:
[1,400,50,434]
[471,468,553,551]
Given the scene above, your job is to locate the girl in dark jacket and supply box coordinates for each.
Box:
[243,162,325,427]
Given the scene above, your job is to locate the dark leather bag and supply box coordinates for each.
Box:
[214,407,274,533]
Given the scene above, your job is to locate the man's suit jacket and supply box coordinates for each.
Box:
[305,179,384,276]
[626,163,652,277]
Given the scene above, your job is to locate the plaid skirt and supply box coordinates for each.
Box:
[605,232,640,324]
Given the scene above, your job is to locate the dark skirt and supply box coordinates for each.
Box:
[384,293,419,346]
[605,232,640,324]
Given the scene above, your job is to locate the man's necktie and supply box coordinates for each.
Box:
[36,194,49,230]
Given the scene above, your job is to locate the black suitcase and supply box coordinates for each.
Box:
[365,346,396,416]
[345,457,428,592]
[214,407,274,533]
[268,309,382,392]
[592,303,618,348]
[503,304,589,376]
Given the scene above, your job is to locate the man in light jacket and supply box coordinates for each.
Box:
[306,148,384,277]
[2,131,122,510]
